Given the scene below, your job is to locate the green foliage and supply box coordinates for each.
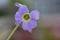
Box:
[11,0,27,4]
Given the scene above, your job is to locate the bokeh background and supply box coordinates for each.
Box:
[0,0,60,40]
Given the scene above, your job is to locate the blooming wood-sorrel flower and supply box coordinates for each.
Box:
[15,2,40,32]
[6,2,40,40]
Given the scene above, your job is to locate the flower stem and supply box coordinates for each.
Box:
[7,24,19,40]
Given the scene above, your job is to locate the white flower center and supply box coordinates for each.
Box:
[22,13,30,22]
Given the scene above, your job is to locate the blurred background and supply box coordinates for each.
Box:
[0,0,60,40]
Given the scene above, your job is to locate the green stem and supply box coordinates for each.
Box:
[7,24,19,40]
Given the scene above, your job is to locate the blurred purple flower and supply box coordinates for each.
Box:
[15,2,40,32]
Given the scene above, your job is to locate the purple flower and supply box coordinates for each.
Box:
[15,2,40,32]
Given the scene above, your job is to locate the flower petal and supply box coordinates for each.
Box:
[15,11,22,25]
[14,2,23,7]
[30,10,40,20]
[22,22,32,32]
[28,19,37,29]
[22,20,37,32]
[18,5,29,15]
[15,20,22,25]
